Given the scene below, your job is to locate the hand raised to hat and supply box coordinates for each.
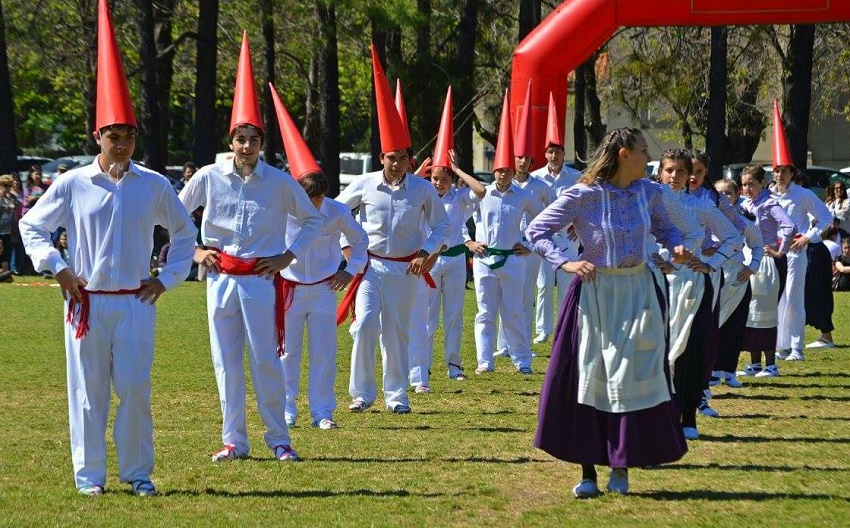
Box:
[137,277,166,304]
[255,250,296,279]
[55,268,88,303]
[414,157,432,176]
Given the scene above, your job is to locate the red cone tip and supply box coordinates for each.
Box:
[772,100,793,170]
[230,31,264,134]
[95,0,136,130]
[545,92,564,149]
[493,89,515,172]
[514,80,533,157]
[268,83,319,180]
[432,86,454,169]
[371,43,410,153]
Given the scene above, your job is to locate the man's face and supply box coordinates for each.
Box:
[515,156,532,173]
[230,126,263,168]
[494,168,515,189]
[660,159,689,191]
[380,150,410,180]
[431,167,453,196]
[545,147,565,171]
[94,125,136,169]
[774,166,794,188]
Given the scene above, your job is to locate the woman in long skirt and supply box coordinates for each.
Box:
[527,128,690,498]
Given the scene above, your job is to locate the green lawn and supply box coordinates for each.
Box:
[1,278,849,527]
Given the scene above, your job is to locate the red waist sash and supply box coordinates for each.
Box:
[67,288,142,340]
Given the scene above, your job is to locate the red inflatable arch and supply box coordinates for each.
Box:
[511,0,850,169]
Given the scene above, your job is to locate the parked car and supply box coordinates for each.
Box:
[41,155,97,184]
[646,161,660,178]
[339,152,372,190]
[724,163,835,200]
[15,155,54,181]
[473,171,495,185]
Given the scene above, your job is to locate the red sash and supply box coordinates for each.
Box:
[67,288,142,340]
[335,250,435,326]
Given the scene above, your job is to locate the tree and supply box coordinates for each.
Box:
[314,0,341,195]
[453,0,478,173]
[706,26,727,180]
[261,0,279,167]
[785,25,815,168]
[518,0,540,42]
[0,0,18,172]
[134,0,166,173]
[193,0,218,165]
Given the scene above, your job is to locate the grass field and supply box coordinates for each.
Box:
[1,277,849,527]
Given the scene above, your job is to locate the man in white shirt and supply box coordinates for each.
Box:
[336,45,451,414]
[19,0,196,497]
[180,33,322,462]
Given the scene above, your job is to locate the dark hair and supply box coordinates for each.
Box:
[579,127,644,185]
[183,161,197,171]
[98,124,137,135]
[717,178,739,194]
[229,124,265,143]
[691,150,710,168]
[659,148,694,175]
[298,172,329,198]
[741,165,766,183]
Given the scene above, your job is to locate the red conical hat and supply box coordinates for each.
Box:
[371,43,410,152]
[395,79,411,143]
[432,86,454,169]
[772,99,793,169]
[493,89,514,172]
[545,92,563,148]
[514,80,533,157]
[95,0,136,130]
[268,83,318,180]
[229,31,263,134]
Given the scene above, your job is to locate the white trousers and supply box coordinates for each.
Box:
[497,251,540,351]
[425,255,466,378]
[65,295,155,488]
[408,279,431,387]
[535,262,556,335]
[474,255,531,369]
[281,282,337,425]
[777,249,807,351]
[207,274,290,454]
[349,259,419,408]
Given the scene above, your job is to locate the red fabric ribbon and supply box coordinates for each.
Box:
[67,288,142,340]
[335,250,435,327]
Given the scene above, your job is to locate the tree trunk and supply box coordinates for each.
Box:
[414,0,433,155]
[261,0,279,168]
[517,0,540,42]
[573,62,587,168]
[135,0,166,173]
[315,0,341,196]
[785,24,815,169]
[193,0,218,166]
[82,0,98,153]
[584,52,605,152]
[0,0,18,172]
[369,26,386,170]
[706,26,727,182]
[454,0,477,173]
[154,0,175,168]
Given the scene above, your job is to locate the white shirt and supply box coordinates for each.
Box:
[513,175,555,231]
[531,164,582,196]
[471,183,542,250]
[19,158,197,290]
[336,170,451,257]
[282,197,368,283]
[179,159,322,260]
[772,183,833,244]
[439,187,477,247]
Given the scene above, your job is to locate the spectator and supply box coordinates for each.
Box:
[0,174,21,282]
[56,231,71,265]
[172,161,198,193]
[826,180,850,234]
[833,238,850,291]
[23,166,48,215]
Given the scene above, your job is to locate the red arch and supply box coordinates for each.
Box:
[511,0,850,169]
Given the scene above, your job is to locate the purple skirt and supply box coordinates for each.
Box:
[742,326,777,353]
[534,272,687,468]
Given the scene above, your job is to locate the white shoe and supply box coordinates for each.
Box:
[573,479,600,498]
[682,426,699,440]
[785,350,805,361]
[212,444,248,462]
[493,348,509,357]
[533,333,549,344]
[776,349,791,360]
[754,364,780,377]
[606,468,629,494]
[806,339,835,349]
[313,418,338,430]
[737,363,762,377]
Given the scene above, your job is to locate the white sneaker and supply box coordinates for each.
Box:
[737,363,762,377]
[533,333,549,344]
[682,427,699,440]
[313,418,338,430]
[606,468,629,495]
[754,364,779,377]
[494,347,509,357]
[573,479,600,498]
[212,444,248,462]
[776,349,791,360]
[806,339,835,349]
[274,444,298,461]
[785,350,805,361]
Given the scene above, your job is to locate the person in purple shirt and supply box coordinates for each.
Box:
[527,127,691,498]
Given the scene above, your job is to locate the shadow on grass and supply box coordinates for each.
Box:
[699,434,850,444]
[650,462,850,473]
[461,426,528,433]
[632,490,850,502]
[163,488,448,498]
[749,383,850,390]
[712,393,789,401]
[305,455,545,464]
[800,395,850,402]
[719,413,850,421]
[781,372,850,378]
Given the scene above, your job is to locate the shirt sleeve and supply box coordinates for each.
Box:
[770,203,796,253]
[701,205,744,271]
[154,181,198,290]
[339,209,369,275]
[282,178,323,261]
[177,169,206,216]
[660,186,703,253]
[18,180,70,276]
[421,184,451,256]
[743,221,764,272]
[526,191,578,270]
[805,192,834,244]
